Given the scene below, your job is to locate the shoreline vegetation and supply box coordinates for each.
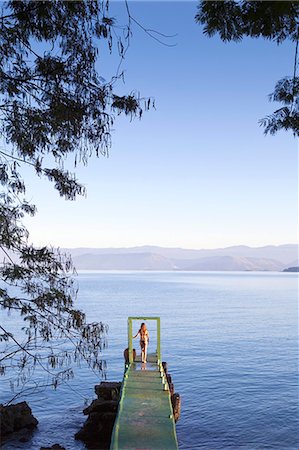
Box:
[283,267,299,272]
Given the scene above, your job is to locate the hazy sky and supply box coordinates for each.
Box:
[23,1,298,249]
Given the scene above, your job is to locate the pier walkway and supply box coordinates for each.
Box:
[110,317,178,450]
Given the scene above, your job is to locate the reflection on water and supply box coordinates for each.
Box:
[1,272,298,449]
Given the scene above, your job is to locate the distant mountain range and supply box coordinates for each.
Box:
[63,244,298,272]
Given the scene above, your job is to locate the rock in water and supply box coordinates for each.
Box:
[123,347,136,363]
[40,445,66,450]
[0,402,38,437]
[83,398,119,416]
[75,382,121,449]
[94,381,121,400]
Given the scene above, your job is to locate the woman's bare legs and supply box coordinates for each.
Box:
[143,344,148,363]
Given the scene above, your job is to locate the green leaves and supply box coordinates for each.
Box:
[260,107,299,136]
[196,1,299,44]
[43,168,86,200]
[259,76,299,136]
[268,76,299,105]
[196,1,299,136]
[0,1,141,400]
[1,0,151,199]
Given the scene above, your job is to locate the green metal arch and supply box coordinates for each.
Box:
[128,316,161,363]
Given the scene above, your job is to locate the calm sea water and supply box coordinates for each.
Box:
[1,271,298,449]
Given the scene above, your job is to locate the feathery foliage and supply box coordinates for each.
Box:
[0,0,152,401]
[196,1,299,136]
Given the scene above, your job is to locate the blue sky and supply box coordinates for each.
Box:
[24,1,298,249]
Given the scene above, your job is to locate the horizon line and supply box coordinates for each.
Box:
[60,242,298,251]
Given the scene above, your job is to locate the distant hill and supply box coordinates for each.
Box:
[1,244,297,272]
[65,244,298,272]
[179,256,284,272]
[286,259,299,268]
[72,252,176,270]
[65,244,297,265]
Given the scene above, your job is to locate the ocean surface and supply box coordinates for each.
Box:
[1,271,298,449]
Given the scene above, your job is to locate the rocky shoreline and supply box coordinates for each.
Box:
[1,362,180,450]
[75,382,121,449]
[0,402,38,438]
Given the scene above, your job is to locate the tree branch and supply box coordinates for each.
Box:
[125,0,177,48]
[292,37,299,112]
[0,150,36,168]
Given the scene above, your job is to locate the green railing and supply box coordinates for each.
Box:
[127,316,161,364]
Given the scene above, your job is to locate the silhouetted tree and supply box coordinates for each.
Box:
[196,1,299,136]
[0,0,152,401]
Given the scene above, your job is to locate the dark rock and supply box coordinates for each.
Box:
[0,402,38,437]
[95,382,121,400]
[40,445,66,450]
[76,381,121,449]
[75,411,103,440]
[123,348,136,363]
[76,410,116,435]
[75,411,116,450]
[83,399,119,416]
[99,412,117,424]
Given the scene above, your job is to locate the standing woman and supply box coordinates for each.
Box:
[133,322,149,363]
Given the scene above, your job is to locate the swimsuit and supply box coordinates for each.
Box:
[139,330,149,349]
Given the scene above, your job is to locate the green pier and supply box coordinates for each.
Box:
[110,317,179,450]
